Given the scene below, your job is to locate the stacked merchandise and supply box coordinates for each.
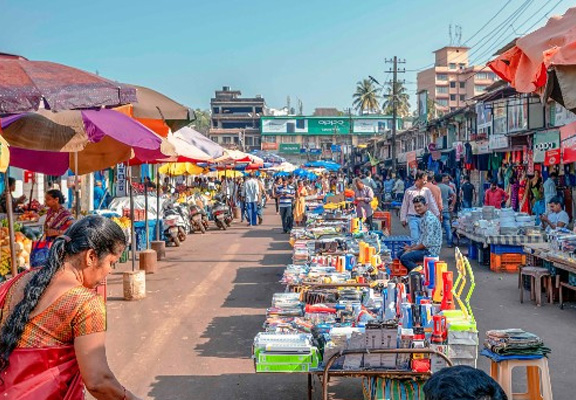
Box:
[480,329,551,362]
[253,204,480,379]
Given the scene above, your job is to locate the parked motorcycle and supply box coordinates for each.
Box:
[212,194,233,230]
[188,194,210,234]
[163,200,190,246]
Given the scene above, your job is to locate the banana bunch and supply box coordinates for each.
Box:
[111,216,132,229]
[0,247,11,278]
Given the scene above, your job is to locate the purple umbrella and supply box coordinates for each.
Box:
[0,53,137,114]
[1,109,175,174]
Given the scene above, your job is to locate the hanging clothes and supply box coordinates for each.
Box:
[464,142,473,164]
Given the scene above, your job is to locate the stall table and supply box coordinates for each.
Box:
[457,229,546,248]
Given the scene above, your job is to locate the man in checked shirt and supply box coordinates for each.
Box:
[400,171,441,242]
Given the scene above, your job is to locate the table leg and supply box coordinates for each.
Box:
[559,282,564,310]
[535,277,542,307]
[307,373,312,400]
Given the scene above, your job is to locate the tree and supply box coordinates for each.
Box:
[352,79,381,115]
[381,81,411,118]
[190,109,211,135]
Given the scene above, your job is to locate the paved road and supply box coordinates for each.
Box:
[100,209,576,399]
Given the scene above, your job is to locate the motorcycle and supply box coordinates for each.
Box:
[212,194,233,230]
[163,200,190,246]
[188,195,210,234]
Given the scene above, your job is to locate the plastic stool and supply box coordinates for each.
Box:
[489,357,553,400]
[519,266,551,306]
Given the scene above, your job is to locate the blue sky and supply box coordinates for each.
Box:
[1,0,570,113]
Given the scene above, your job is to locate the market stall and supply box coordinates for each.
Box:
[252,196,479,399]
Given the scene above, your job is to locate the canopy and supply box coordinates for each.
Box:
[487,7,576,112]
[215,149,263,165]
[267,162,296,172]
[0,134,9,173]
[205,170,243,178]
[1,109,174,174]
[129,84,193,132]
[0,53,136,114]
[170,126,224,159]
[159,162,205,176]
[304,160,341,171]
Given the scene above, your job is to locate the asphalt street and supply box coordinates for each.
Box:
[97,208,576,399]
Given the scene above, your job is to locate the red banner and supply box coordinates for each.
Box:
[544,149,561,166]
[261,142,278,150]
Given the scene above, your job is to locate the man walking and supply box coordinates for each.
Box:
[398,195,442,271]
[437,174,456,248]
[400,171,440,242]
[425,173,443,214]
[354,178,375,230]
[460,176,476,209]
[242,173,260,226]
[277,178,295,233]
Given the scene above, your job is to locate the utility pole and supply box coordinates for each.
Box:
[385,56,406,172]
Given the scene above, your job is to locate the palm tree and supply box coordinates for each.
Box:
[381,82,411,118]
[352,79,381,114]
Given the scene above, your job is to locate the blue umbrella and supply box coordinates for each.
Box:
[307,172,318,181]
[274,171,289,177]
[293,168,308,177]
[305,160,341,171]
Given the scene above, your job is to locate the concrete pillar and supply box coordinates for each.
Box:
[139,249,158,274]
[150,241,166,261]
[123,270,146,300]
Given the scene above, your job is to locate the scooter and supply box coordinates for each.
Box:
[212,194,233,230]
[189,196,209,234]
[163,200,189,246]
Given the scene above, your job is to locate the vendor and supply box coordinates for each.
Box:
[354,178,375,229]
[0,177,27,213]
[540,196,570,232]
[44,189,75,241]
[484,182,508,209]
[398,195,442,271]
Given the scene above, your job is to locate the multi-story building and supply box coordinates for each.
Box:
[260,115,401,163]
[209,86,265,151]
[417,46,497,114]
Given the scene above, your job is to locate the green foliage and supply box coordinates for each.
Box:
[352,79,381,115]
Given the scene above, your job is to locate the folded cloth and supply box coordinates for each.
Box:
[481,349,544,362]
[484,329,551,356]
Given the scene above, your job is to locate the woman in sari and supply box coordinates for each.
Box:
[0,216,142,399]
[44,189,75,241]
[293,180,308,226]
[518,171,530,214]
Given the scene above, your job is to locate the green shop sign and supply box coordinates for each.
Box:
[279,143,302,154]
[308,118,350,134]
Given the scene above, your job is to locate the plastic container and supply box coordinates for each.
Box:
[381,236,413,259]
[389,259,408,277]
[490,244,524,255]
[467,243,478,259]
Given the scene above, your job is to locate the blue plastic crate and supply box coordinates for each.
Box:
[490,244,524,255]
[134,220,164,251]
[468,243,478,259]
[381,235,414,259]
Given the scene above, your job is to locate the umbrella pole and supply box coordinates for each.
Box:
[4,169,18,277]
[156,168,161,241]
[129,164,136,271]
[144,166,149,250]
[74,152,80,218]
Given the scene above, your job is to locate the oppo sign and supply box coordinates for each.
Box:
[318,120,345,126]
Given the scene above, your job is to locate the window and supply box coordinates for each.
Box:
[436,86,448,94]
[450,82,456,88]
[223,136,231,144]
[212,107,220,114]
[475,85,488,92]
[460,95,466,101]
[437,74,448,81]
[450,94,456,101]
[449,63,456,70]
[437,99,449,106]
[460,82,466,89]
[459,63,466,69]
[262,136,276,143]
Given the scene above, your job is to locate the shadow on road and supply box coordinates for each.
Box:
[147,373,363,400]
[194,315,261,359]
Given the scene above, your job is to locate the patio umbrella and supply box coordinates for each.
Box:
[1,108,175,175]
[171,126,225,159]
[0,53,136,114]
[158,162,205,176]
[487,7,576,112]
[129,85,193,132]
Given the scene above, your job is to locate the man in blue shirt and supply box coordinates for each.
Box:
[543,172,557,206]
[277,178,295,233]
[398,195,442,271]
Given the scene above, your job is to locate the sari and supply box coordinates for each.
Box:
[44,206,75,241]
[293,187,308,224]
[0,271,105,399]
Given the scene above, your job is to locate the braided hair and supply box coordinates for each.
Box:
[0,215,127,375]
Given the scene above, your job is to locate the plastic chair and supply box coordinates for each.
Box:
[489,357,553,400]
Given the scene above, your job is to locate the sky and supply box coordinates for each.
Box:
[1,0,571,114]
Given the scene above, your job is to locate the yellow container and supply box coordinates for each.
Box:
[350,218,359,233]
[371,254,382,268]
[358,242,367,264]
[365,246,376,264]
[432,261,448,303]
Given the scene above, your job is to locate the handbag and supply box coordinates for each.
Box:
[30,237,52,267]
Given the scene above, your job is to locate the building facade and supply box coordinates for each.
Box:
[417,46,497,114]
[260,115,401,163]
[209,86,265,151]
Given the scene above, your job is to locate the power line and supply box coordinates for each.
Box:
[462,0,514,45]
[521,0,565,34]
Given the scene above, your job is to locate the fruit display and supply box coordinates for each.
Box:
[0,229,33,279]
[17,211,40,222]
[21,199,43,212]
[112,216,132,229]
